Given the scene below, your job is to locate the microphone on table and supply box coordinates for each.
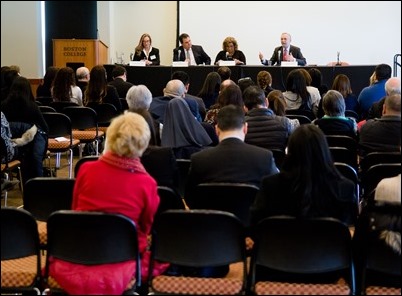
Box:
[336,51,341,66]
[226,52,233,60]
[277,50,281,66]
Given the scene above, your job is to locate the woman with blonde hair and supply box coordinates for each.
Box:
[133,33,160,65]
[214,36,246,65]
[48,112,168,294]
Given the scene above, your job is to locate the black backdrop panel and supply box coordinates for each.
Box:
[45,1,97,69]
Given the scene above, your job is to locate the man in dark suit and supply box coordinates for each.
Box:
[173,33,211,65]
[184,105,279,207]
[108,65,134,98]
[259,32,306,66]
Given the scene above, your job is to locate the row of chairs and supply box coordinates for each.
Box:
[2,204,400,295]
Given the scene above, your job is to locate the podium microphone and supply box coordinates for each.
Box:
[178,50,181,61]
[278,50,281,65]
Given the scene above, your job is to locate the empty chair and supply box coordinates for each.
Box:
[42,112,80,178]
[49,101,79,113]
[156,186,186,219]
[186,182,259,228]
[249,216,356,295]
[359,151,401,175]
[85,103,119,133]
[1,207,42,295]
[74,155,99,177]
[38,105,57,113]
[334,162,360,212]
[176,158,191,197]
[148,209,248,295]
[23,177,75,249]
[330,146,358,170]
[43,210,141,295]
[353,201,401,295]
[285,114,311,125]
[62,106,105,158]
[326,135,358,152]
[360,163,401,201]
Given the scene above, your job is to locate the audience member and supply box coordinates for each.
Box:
[171,71,205,120]
[197,71,221,110]
[126,84,160,146]
[217,66,231,81]
[1,68,19,102]
[367,77,401,120]
[214,36,246,65]
[205,84,244,126]
[173,33,211,65]
[36,66,59,98]
[313,90,357,138]
[259,32,307,66]
[108,65,134,98]
[267,90,300,132]
[133,33,160,66]
[9,65,21,74]
[256,70,274,96]
[84,65,122,112]
[186,104,278,201]
[331,74,359,114]
[75,66,90,98]
[358,63,392,119]
[1,76,48,184]
[308,68,328,98]
[243,85,292,152]
[161,97,212,159]
[375,173,401,204]
[282,69,321,116]
[238,77,255,94]
[359,93,401,156]
[219,78,236,92]
[51,67,83,105]
[48,112,168,294]
[250,124,358,226]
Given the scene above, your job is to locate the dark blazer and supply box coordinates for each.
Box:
[173,45,211,65]
[214,50,246,65]
[108,78,134,99]
[184,137,278,207]
[133,47,160,65]
[262,45,306,66]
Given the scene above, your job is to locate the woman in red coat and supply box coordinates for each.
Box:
[48,112,168,294]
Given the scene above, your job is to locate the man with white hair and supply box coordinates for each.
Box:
[75,66,90,97]
[367,77,401,119]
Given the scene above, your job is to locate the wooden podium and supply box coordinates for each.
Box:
[53,39,109,70]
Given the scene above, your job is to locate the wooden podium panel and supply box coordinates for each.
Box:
[53,39,109,70]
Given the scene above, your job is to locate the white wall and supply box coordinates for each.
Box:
[1,1,401,79]
[180,1,401,67]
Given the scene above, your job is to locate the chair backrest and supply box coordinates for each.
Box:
[330,146,358,170]
[23,177,75,221]
[176,158,191,197]
[36,96,53,106]
[38,105,57,113]
[120,98,129,111]
[62,106,99,131]
[86,103,118,127]
[359,151,401,174]
[49,101,79,113]
[250,216,355,294]
[190,182,259,227]
[270,148,286,170]
[345,110,359,121]
[334,162,360,206]
[361,163,401,200]
[285,109,316,121]
[1,207,41,260]
[42,112,74,144]
[326,135,358,152]
[155,186,185,219]
[285,114,311,125]
[45,210,141,287]
[74,156,99,177]
[152,209,246,267]
[1,207,42,294]
[354,201,401,294]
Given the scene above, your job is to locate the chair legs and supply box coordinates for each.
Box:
[1,166,22,207]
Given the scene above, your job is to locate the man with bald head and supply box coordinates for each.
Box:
[367,77,401,119]
[149,79,187,124]
[259,32,306,66]
[359,93,401,156]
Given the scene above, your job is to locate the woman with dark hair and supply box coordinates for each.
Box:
[1,76,48,183]
[84,65,122,112]
[250,124,357,226]
[36,66,59,98]
[282,69,321,117]
[51,67,82,105]
[197,71,221,110]
[331,74,359,113]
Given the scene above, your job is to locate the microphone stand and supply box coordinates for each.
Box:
[336,51,341,66]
